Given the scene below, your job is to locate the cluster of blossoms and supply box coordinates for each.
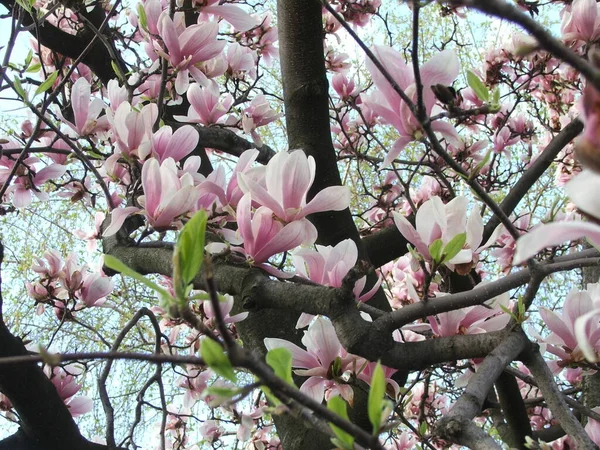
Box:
[26,250,113,319]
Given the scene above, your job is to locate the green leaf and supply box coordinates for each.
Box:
[330,437,354,450]
[111,61,124,81]
[13,77,27,100]
[202,385,243,406]
[441,232,467,263]
[469,148,493,181]
[327,396,354,449]
[491,87,500,107]
[176,210,208,286]
[200,338,236,382]
[428,239,443,263]
[266,348,295,386]
[137,3,148,31]
[14,0,32,13]
[34,71,59,97]
[419,420,428,436]
[466,70,489,102]
[367,362,386,435]
[26,62,42,73]
[103,255,171,299]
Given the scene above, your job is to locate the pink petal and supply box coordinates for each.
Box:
[299,377,326,404]
[253,219,314,263]
[169,125,199,161]
[513,221,600,265]
[264,338,320,369]
[541,307,578,350]
[141,158,162,218]
[382,136,413,167]
[302,317,340,368]
[103,206,140,236]
[566,170,600,219]
[575,308,600,362]
[34,164,67,185]
[202,4,259,31]
[300,186,350,218]
[71,78,90,134]
[393,211,430,258]
[238,173,285,219]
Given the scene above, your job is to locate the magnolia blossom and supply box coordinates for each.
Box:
[138,158,198,230]
[363,46,461,167]
[109,102,158,157]
[0,158,67,208]
[393,196,485,270]
[241,94,283,146]
[561,0,600,44]
[513,170,600,265]
[428,293,510,337]
[156,14,225,93]
[264,317,356,404]
[536,287,600,364]
[293,239,381,327]
[174,81,233,125]
[45,365,93,417]
[104,158,198,235]
[238,150,350,223]
[59,77,109,137]
[138,125,199,162]
[235,192,316,269]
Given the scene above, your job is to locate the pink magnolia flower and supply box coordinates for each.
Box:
[45,365,93,417]
[174,82,233,125]
[428,293,510,337]
[392,196,485,269]
[363,46,461,167]
[104,157,198,235]
[196,0,259,32]
[238,150,350,223]
[241,94,283,146]
[156,14,225,93]
[203,294,248,328]
[293,239,381,327]
[235,192,317,269]
[110,102,158,157]
[178,366,213,408]
[512,171,600,265]
[78,272,113,307]
[60,78,109,137]
[138,158,199,230]
[73,212,105,253]
[264,316,356,404]
[226,43,257,80]
[0,157,67,207]
[138,125,199,162]
[537,288,599,364]
[561,0,600,44]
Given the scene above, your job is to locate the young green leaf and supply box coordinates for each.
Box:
[466,70,489,102]
[266,347,295,386]
[13,77,27,100]
[327,396,354,449]
[35,72,59,97]
[200,338,237,382]
[367,361,386,435]
[428,239,444,264]
[103,255,171,298]
[441,232,467,263]
[136,3,148,31]
[176,209,208,287]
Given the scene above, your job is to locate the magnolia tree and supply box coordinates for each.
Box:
[4,0,600,448]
